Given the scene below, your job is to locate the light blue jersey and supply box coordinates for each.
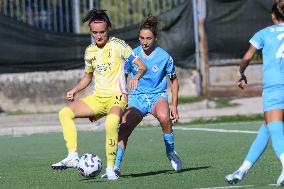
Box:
[250,24,284,112]
[125,45,176,94]
[250,24,284,89]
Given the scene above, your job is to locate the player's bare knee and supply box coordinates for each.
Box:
[58,107,74,120]
[158,114,170,124]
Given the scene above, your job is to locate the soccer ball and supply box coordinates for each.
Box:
[77,153,102,178]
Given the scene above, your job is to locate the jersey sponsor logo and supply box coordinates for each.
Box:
[95,62,113,73]
[152,65,158,73]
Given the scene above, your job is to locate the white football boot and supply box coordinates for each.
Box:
[225,170,246,185]
[101,167,121,179]
[51,156,79,170]
[167,151,182,172]
[103,167,119,180]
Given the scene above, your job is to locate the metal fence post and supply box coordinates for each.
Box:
[47,0,51,31]
[72,0,81,34]
[197,0,208,97]
[192,0,201,96]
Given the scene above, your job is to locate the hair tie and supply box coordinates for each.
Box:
[94,20,106,23]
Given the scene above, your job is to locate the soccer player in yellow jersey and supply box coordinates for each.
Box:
[51,9,146,180]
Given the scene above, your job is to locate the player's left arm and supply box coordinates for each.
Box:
[166,55,179,123]
[169,74,179,123]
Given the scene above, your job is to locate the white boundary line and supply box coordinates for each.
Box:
[138,126,257,134]
[178,121,262,127]
[194,184,276,189]
[174,127,257,134]
[193,185,255,189]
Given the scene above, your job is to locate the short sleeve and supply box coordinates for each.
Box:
[124,59,131,74]
[166,56,176,76]
[84,49,93,73]
[249,30,265,50]
[113,38,138,63]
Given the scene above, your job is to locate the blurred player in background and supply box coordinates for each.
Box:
[51,9,146,180]
[102,16,182,177]
[225,0,284,186]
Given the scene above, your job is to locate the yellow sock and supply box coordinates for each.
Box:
[58,107,77,152]
[105,114,120,168]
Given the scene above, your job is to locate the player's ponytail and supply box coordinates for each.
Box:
[273,0,284,21]
[139,16,159,38]
[83,9,112,29]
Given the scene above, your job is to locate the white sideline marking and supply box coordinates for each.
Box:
[194,184,276,189]
[194,185,255,189]
[174,127,257,134]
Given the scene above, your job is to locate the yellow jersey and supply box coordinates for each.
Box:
[84,37,137,96]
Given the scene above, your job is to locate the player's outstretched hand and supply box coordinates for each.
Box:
[171,107,179,123]
[129,79,138,90]
[66,89,76,101]
[236,72,247,90]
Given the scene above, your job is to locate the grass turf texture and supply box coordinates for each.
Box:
[0,121,280,189]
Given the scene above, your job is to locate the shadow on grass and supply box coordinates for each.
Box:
[121,166,211,178]
[79,177,106,183]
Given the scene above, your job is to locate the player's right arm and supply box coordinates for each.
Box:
[66,72,93,101]
[237,45,257,90]
[116,38,147,90]
[129,57,147,90]
[67,47,94,101]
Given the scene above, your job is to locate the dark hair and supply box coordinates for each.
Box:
[273,0,284,21]
[139,16,159,38]
[83,9,112,29]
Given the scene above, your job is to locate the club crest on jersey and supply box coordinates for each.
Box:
[152,65,158,73]
[107,49,112,58]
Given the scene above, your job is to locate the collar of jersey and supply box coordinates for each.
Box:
[141,45,157,60]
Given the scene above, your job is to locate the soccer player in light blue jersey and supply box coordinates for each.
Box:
[102,16,182,177]
[225,1,284,186]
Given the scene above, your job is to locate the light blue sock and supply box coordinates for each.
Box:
[268,121,284,158]
[244,124,270,164]
[114,144,125,169]
[163,132,174,154]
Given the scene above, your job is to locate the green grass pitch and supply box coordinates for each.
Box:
[0,121,281,189]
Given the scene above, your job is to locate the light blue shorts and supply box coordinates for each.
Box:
[128,92,168,116]
[262,85,284,112]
